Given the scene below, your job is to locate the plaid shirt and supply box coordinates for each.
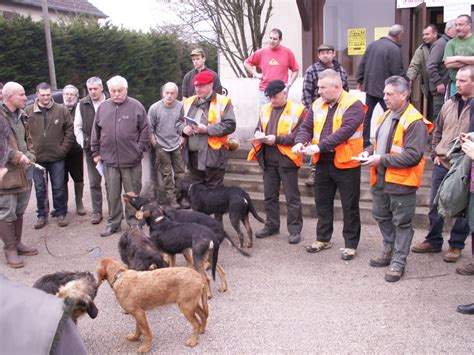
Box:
[301,60,349,110]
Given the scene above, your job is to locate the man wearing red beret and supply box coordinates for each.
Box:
[180,71,236,187]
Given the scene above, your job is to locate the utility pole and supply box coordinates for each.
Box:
[41,0,57,89]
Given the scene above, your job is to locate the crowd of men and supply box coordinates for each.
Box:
[0,17,473,314]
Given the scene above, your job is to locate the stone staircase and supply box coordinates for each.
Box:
[224,146,433,229]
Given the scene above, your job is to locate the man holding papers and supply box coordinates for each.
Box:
[180,71,236,188]
[248,80,305,244]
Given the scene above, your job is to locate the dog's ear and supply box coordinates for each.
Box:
[96,259,108,286]
[87,301,99,319]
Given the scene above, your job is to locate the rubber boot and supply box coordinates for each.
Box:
[0,220,24,268]
[74,182,86,216]
[14,215,38,256]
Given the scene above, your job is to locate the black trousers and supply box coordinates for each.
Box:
[314,156,361,249]
[65,149,84,184]
[263,165,302,234]
[187,151,225,188]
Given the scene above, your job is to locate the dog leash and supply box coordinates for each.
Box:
[42,226,102,258]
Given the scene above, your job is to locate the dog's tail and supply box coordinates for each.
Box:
[223,231,251,257]
[244,192,265,223]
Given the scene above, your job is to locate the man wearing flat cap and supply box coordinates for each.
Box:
[248,79,305,244]
[302,43,350,187]
[180,70,236,187]
[182,48,223,100]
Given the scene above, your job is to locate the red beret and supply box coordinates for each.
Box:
[193,71,214,86]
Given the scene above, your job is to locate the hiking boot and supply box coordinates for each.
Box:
[443,247,462,263]
[13,217,38,256]
[255,227,279,239]
[288,233,301,244]
[306,241,333,253]
[305,169,315,187]
[100,226,122,237]
[0,221,24,268]
[456,262,474,275]
[385,267,404,282]
[341,248,357,260]
[91,213,102,225]
[57,215,68,227]
[34,218,47,230]
[411,241,441,253]
[369,251,392,267]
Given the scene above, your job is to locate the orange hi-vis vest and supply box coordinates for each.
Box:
[183,94,230,150]
[247,100,305,167]
[370,103,433,187]
[311,91,364,169]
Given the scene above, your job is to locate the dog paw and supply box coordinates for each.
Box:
[185,338,198,347]
[127,333,140,342]
[245,242,253,248]
[137,344,152,353]
[218,287,227,293]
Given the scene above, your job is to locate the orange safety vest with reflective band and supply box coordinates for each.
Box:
[183,94,230,150]
[247,100,305,167]
[311,91,364,169]
[369,103,433,187]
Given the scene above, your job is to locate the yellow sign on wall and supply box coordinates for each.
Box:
[374,27,391,41]
[348,28,366,56]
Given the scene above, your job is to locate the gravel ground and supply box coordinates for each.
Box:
[1,185,473,354]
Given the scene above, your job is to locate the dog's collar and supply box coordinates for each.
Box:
[110,271,125,288]
[154,216,164,223]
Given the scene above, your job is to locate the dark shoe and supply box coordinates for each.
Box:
[369,251,392,267]
[255,227,279,239]
[385,267,404,282]
[443,247,462,263]
[16,243,38,256]
[341,248,357,260]
[411,241,441,253]
[305,169,315,187]
[57,215,68,227]
[306,241,332,253]
[74,183,86,215]
[91,213,103,225]
[456,303,474,315]
[288,233,301,244]
[456,262,474,275]
[34,218,47,230]
[50,210,58,218]
[100,226,121,237]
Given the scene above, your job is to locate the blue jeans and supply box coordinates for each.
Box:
[33,160,66,218]
[425,164,469,249]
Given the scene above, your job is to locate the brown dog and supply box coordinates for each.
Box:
[96,257,209,352]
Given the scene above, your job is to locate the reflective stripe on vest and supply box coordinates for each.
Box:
[183,94,230,150]
[369,103,434,187]
[311,91,364,169]
[247,100,304,167]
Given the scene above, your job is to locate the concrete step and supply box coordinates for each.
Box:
[245,191,431,230]
[224,173,431,207]
[226,159,434,188]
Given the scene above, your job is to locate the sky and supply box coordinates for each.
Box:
[88,0,179,32]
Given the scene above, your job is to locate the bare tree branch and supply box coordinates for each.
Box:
[165,0,273,77]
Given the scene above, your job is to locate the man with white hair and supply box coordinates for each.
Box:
[74,77,107,224]
[357,24,406,147]
[0,82,38,268]
[148,82,186,209]
[360,76,432,282]
[91,75,150,237]
[61,85,85,216]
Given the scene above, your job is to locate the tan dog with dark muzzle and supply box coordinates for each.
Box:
[96,257,209,353]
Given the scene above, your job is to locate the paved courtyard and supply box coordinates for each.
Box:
[1,182,473,354]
